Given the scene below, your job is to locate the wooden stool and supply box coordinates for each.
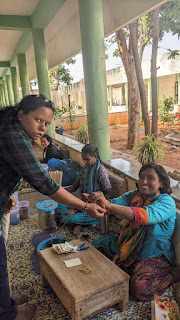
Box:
[39,239,129,320]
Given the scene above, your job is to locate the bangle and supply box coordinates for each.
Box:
[83,202,89,212]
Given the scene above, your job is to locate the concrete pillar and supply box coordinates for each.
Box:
[148,78,152,112]
[125,83,128,110]
[108,85,113,112]
[10,67,20,104]
[78,0,110,161]
[32,28,55,136]
[0,84,4,106]
[0,83,5,106]
[17,53,30,97]
[6,75,14,105]
[2,80,9,106]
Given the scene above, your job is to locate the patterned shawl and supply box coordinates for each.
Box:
[82,158,101,194]
[113,191,160,267]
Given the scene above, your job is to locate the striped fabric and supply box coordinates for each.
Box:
[130,256,174,301]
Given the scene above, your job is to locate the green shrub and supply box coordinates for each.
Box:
[159,96,174,125]
[134,134,165,164]
[75,125,88,143]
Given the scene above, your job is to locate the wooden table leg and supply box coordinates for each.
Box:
[71,309,81,320]
[118,286,129,311]
[40,259,49,288]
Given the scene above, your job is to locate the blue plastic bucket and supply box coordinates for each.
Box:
[37,237,67,254]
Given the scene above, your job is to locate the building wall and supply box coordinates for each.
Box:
[159,74,176,101]
[54,111,128,131]
[50,53,179,114]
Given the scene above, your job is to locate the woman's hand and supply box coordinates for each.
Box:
[87,192,110,209]
[81,193,89,202]
[6,196,16,214]
[85,202,105,218]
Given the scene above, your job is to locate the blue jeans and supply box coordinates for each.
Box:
[0,235,17,320]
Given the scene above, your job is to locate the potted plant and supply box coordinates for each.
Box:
[75,125,88,144]
[134,134,165,165]
[54,106,67,135]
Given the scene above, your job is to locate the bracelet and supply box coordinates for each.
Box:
[83,202,89,211]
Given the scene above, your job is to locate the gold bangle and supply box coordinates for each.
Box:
[83,202,89,211]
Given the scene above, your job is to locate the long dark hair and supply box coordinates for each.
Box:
[139,162,172,194]
[41,134,52,143]
[82,144,100,160]
[0,94,55,131]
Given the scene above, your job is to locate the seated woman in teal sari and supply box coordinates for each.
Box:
[91,163,177,301]
[58,144,112,234]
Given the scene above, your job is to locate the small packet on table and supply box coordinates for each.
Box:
[52,242,78,254]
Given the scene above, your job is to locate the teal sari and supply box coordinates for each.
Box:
[59,159,101,226]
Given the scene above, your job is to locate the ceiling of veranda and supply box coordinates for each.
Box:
[0,0,169,80]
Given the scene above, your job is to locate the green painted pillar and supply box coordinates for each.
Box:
[78,0,110,161]
[125,83,128,111]
[10,67,20,104]
[108,85,113,111]
[148,78,152,112]
[0,84,3,106]
[2,80,9,106]
[0,83,5,106]
[6,75,14,105]
[32,28,55,136]
[17,53,30,97]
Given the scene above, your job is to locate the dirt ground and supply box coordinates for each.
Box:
[64,121,180,171]
[109,123,180,171]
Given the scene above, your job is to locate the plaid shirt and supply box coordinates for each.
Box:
[0,121,60,232]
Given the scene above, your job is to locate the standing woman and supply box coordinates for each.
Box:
[0,94,105,320]
[40,134,63,163]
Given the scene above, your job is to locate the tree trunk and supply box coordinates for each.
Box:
[151,8,160,137]
[130,20,150,135]
[116,30,140,149]
[54,74,60,91]
[139,43,146,62]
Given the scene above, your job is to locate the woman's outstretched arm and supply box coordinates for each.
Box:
[49,187,106,218]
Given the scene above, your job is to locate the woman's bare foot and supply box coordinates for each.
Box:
[11,293,28,306]
[73,225,81,236]
[15,304,36,320]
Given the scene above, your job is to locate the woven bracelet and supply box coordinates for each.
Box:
[83,202,89,211]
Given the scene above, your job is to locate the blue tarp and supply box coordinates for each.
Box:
[47,158,80,187]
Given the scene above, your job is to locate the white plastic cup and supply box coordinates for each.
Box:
[10,205,20,225]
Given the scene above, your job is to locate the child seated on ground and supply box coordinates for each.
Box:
[58,144,113,235]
